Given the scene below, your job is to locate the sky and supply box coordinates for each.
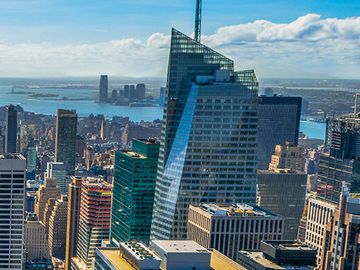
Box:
[0,0,359,79]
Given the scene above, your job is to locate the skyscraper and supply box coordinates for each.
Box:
[151,29,258,240]
[55,109,77,175]
[99,75,108,103]
[34,177,61,222]
[257,169,307,240]
[0,154,26,269]
[317,114,360,204]
[47,162,67,194]
[5,104,18,153]
[257,96,302,170]
[65,177,82,270]
[268,143,305,172]
[111,139,160,246]
[48,196,68,260]
[72,178,112,269]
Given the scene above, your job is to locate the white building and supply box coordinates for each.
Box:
[47,162,67,194]
[0,154,26,270]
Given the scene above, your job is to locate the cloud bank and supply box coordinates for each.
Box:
[0,14,359,78]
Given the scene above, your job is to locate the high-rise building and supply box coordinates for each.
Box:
[48,196,68,260]
[47,162,67,194]
[72,178,112,269]
[187,203,284,260]
[99,75,108,103]
[268,143,305,172]
[304,196,336,266]
[5,104,18,153]
[26,146,37,174]
[319,184,360,270]
[317,114,360,204]
[34,178,61,222]
[43,198,57,234]
[151,29,259,240]
[24,214,49,261]
[65,177,82,270]
[135,83,146,100]
[55,109,77,176]
[257,169,307,240]
[0,154,26,269]
[257,96,302,170]
[111,139,160,246]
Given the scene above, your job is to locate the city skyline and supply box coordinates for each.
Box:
[0,1,359,78]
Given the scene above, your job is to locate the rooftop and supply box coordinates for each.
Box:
[120,150,146,159]
[0,153,25,160]
[262,240,314,252]
[198,203,276,217]
[151,240,210,254]
[238,251,283,269]
[121,241,160,261]
[96,248,136,270]
[210,249,246,270]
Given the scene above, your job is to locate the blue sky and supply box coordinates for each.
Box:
[0,0,359,78]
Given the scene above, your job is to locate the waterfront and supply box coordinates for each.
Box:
[0,85,326,139]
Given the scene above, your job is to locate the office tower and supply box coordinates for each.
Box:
[47,162,67,194]
[319,185,360,270]
[0,154,26,269]
[237,240,316,269]
[135,83,146,100]
[26,146,37,173]
[187,204,284,260]
[34,178,61,222]
[304,196,336,265]
[55,109,77,175]
[111,89,118,101]
[65,177,82,270]
[317,114,360,204]
[5,104,18,153]
[159,87,166,106]
[72,178,112,269]
[24,214,49,261]
[129,85,135,100]
[48,196,68,260]
[257,169,307,240]
[120,123,161,145]
[151,29,259,240]
[268,143,305,172]
[99,75,108,103]
[257,96,302,170]
[100,118,106,139]
[111,139,159,246]
[95,243,161,270]
[43,198,57,234]
[124,85,130,99]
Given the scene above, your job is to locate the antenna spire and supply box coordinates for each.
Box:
[194,0,202,42]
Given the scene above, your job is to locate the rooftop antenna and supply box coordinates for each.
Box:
[194,0,202,42]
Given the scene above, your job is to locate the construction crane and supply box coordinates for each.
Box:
[194,0,202,42]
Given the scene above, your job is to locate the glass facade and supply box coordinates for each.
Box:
[151,29,259,240]
[257,96,301,170]
[111,139,160,245]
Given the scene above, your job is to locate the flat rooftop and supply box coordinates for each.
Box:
[0,153,25,160]
[263,241,314,251]
[238,251,283,269]
[96,248,136,270]
[120,150,146,159]
[121,241,160,261]
[198,203,276,217]
[152,240,210,254]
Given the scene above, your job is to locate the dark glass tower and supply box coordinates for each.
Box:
[5,104,18,153]
[55,109,77,175]
[110,139,160,246]
[257,96,302,170]
[150,29,259,240]
[99,75,108,103]
[317,114,360,203]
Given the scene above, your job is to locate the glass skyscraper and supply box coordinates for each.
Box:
[111,139,160,245]
[151,29,259,240]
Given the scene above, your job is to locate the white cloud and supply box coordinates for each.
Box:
[0,14,359,78]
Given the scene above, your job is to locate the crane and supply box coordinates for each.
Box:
[194,0,202,42]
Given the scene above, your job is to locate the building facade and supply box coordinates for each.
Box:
[65,177,82,270]
[47,162,67,194]
[111,139,159,246]
[151,29,259,240]
[55,109,77,175]
[99,75,108,103]
[5,105,18,153]
[0,154,26,270]
[48,197,68,260]
[268,143,305,172]
[257,96,302,170]
[187,204,284,260]
[257,169,307,240]
[74,178,112,269]
[24,214,49,261]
